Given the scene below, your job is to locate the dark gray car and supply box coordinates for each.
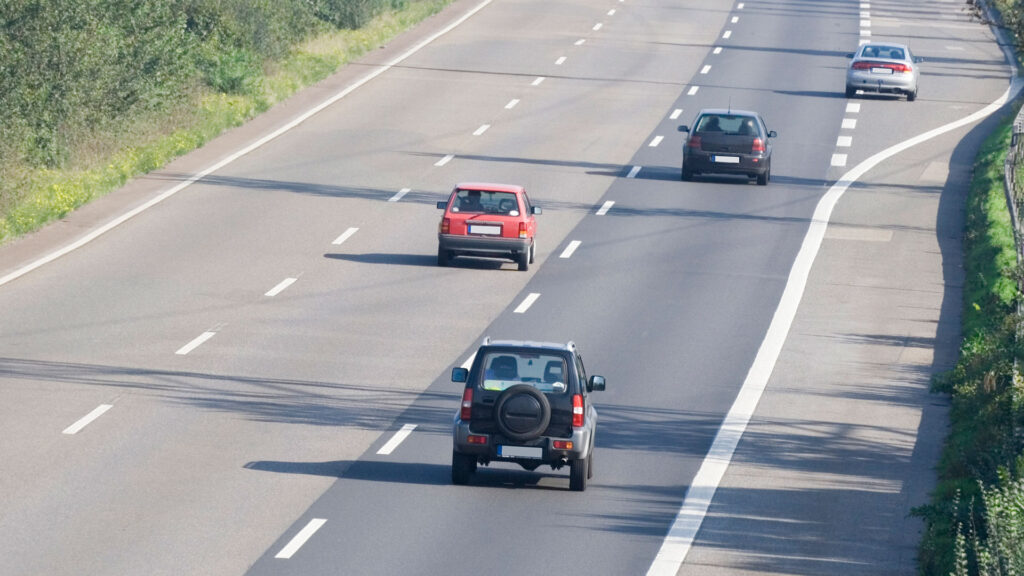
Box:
[678,109,776,185]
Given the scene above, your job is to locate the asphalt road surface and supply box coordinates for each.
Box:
[0,0,1015,574]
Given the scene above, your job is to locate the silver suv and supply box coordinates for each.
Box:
[450,338,607,491]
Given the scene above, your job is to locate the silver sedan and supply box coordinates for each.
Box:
[845,42,922,101]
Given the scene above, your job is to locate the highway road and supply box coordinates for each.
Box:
[0,0,1015,574]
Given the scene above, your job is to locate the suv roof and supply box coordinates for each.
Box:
[481,337,575,352]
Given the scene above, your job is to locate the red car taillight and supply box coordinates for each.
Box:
[460,388,473,421]
[687,135,702,149]
[519,222,528,239]
[851,61,873,70]
[440,217,450,235]
[572,394,584,428]
[751,137,765,153]
[852,61,911,73]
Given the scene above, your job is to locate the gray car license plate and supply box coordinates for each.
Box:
[498,445,542,459]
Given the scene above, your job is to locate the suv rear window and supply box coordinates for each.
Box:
[452,189,519,215]
[480,352,568,394]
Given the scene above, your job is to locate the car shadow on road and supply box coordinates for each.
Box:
[324,252,512,270]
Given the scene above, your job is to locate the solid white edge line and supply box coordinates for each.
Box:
[62,404,113,435]
[275,518,327,559]
[514,293,540,314]
[560,240,582,259]
[0,0,496,291]
[596,201,614,215]
[176,331,216,355]
[332,227,359,245]
[377,424,418,455]
[265,277,297,297]
[645,75,1021,576]
[388,187,411,202]
[627,166,642,178]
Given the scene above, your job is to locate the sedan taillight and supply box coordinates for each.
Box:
[460,388,473,421]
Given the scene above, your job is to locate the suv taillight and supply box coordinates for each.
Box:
[519,222,528,239]
[572,394,584,428]
[440,217,450,235]
[460,388,473,421]
[752,137,765,153]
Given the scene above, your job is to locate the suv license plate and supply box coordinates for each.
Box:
[499,445,542,459]
[713,155,740,164]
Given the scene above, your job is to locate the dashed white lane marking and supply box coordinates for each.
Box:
[596,201,614,215]
[265,277,297,297]
[593,23,603,31]
[861,29,871,37]
[532,77,545,86]
[555,56,567,65]
[62,404,113,435]
[435,154,454,166]
[388,187,411,202]
[842,118,857,129]
[645,68,1021,576]
[473,124,490,136]
[713,47,723,55]
[861,11,870,17]
[846,102,861,113]
[377,424,418,455]
[859,38,870,46]
[576,39,586,46]
[670,109,683,120]
[627,166,642,178]
[514,293,541,314]
[731,16,739,23]
[946,45,965,51]
[831,154,848,167]
[737,2,744,8]
[608,9,616,15]
[332,227,359,245]
[649,136,664,147]
[560,240,582,259]
[836,136,853,147]
[701,65,711,74]
[861,2,870,7]
[176,331,216,355]
[723,30,732,39]
[506,98,520,109]
[688,86,700,96]
[0,0,499,291]
[861,19,871,27]
[275,519,327,559]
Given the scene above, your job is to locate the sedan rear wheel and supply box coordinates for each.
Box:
[845,85,856,98]
[907,88,917,102]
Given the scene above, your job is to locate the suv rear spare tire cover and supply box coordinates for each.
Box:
[494,385,551,441]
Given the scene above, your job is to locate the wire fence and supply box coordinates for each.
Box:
[1005,106,1024,272]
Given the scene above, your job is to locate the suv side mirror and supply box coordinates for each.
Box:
[587,375,606,392]
[532,206,543,215]
[452,367,468,382]
[677,125,690,133]
[437,201,448,210]
[768,130,777,138]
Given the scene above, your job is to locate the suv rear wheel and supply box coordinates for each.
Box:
[569,456,588,491]
[452,451,476,485]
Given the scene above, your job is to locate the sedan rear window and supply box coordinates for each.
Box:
[481,352,568,393]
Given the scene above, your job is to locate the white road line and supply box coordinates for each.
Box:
[473,124,490,136]
[506,98,520,109]
[435,154,454,166]
[688,86,700,96]
[627,166,642,178]
[332,227,359,245]
[0,0,498,291]
[649,136,664,147]
[861,19,871,27]
[842,118,857,129]
[265,277,297,297]
[596,201,614,215]
[62,404,113,435]
[947,45,965,51]
[831,153,848,167]
[737,2,744,8]
[176,331,216,355]
[575,39,586,46]
[846,102,861,113]
[593,23,603,31]
[861,2,870,7]
[859,38,870,46]
[645,66,1021,576]
[608,9,616,15]
[388,187,411,202]
[670,109,683,120]
[701,65,711,74]
[275,519,327,559]
[377,424,417,455]
[560,240,582,259]
[861,29,871,37]
[514,293,540,314]
[555,56,567,65]
[713,47,723,55]
[731,16,739,23]
[836,136,853,147]
[532,77,545,86]
[723,30,732,39]
[861,11,870,17]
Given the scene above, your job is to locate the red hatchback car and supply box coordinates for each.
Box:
[436,183,541,271]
